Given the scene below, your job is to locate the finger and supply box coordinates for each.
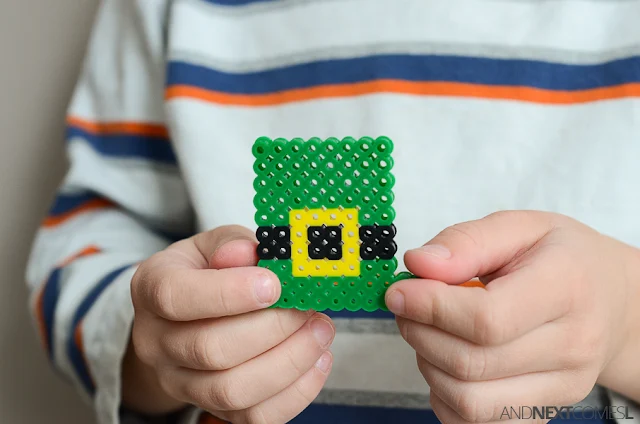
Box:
[160,225,257,271]
[193,225,258,267]
[156,308,313,370]
[168,314,335,411]
[429,392,538,424]
[210,239,259,269]
[418,356,595,423]
[397,318,579,381]
[429,392,465,424]
[135,265,280,321]
[386,255,570,345]
[226,351,333,424]
[404,210,555,283]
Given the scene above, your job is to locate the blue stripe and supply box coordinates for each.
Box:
[41,268,63,360]
[67,126,177,165]
[48,191,193,240]
[293,404,614,424]
[292,404,439,424]
[67,264,133,395]
[553,414,615,424]
[324,309,395,319]
[201,0,276,5]
[167,54,640,94]
[48,191,101,216]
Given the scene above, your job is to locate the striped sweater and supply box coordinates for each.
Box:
[26,0,640,423]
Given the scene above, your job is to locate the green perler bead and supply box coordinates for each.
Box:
[252,136,412,312]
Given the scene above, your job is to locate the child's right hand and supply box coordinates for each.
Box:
[126,225,335,423]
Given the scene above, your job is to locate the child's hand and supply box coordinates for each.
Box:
[126,225,335,423]
[385,211,640,424]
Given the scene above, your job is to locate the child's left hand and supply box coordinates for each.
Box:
[385,211,640,424]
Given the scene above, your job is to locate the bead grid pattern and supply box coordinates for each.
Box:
[253,136,414,312]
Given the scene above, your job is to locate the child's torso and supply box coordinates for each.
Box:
[163,0,640,419]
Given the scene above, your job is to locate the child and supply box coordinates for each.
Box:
[27,0,640,423]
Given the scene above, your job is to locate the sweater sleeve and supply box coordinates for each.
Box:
[25,1,194,423]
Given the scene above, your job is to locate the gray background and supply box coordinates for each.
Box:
[0,0,99,422]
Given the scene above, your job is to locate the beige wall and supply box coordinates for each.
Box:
[0,0,99,422]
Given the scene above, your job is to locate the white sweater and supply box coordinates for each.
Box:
[26,0,640,423]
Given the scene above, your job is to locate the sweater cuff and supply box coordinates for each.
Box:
[81,265,138,424]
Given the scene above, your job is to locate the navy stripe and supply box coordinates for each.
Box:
[48,191,101,216]
[324,309,395,319]
[293,404,439,424]
[41,268,63,360]
[167,54,640,94]
[202,0,276,5]
[293,404,614,424]
[67,126,177,165]
[67,264,133,395]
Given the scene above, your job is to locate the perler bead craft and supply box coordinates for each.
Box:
[252,136,415,312]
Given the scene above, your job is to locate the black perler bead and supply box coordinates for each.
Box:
[359,224,397,260]
[257,226,291,260]
[308,225,343,260]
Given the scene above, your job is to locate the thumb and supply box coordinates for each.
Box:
[404,211,554,284]
[192,225,259,269]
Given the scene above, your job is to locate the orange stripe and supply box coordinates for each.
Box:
[460,279,486,288]
[35,288,48,352]
[35,246,101,352]
[166,81,640,106]
[42,199,114,228]
[67,116,169,138]
[60,245,101,266]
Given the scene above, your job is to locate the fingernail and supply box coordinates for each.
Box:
[310,319,335,348]
[386,290,405,314]
[417,244,451,259]
[254,274,277,304]
[315,351,332,373]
